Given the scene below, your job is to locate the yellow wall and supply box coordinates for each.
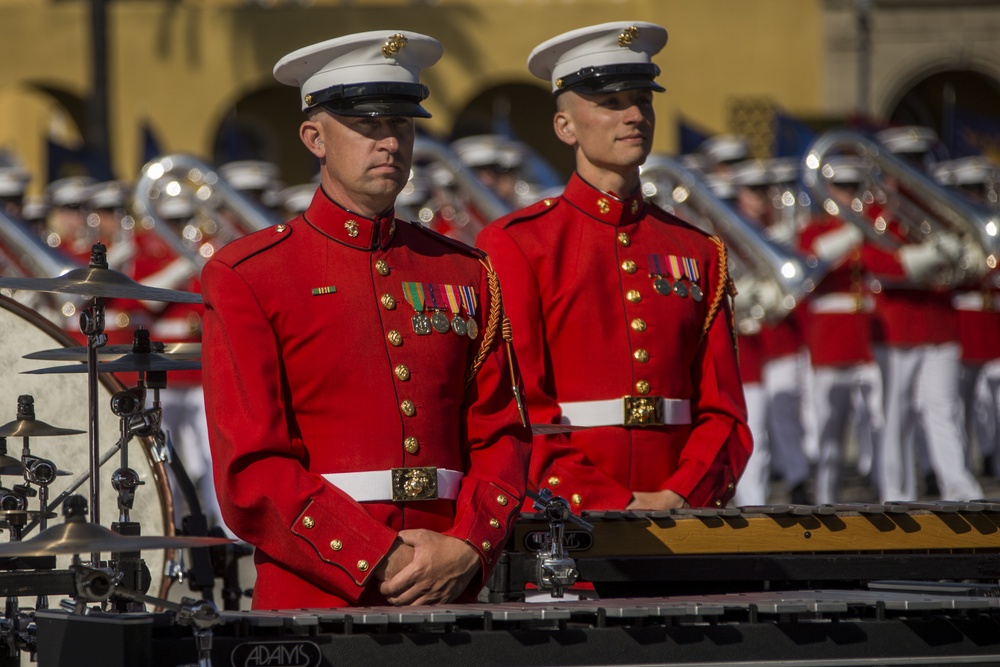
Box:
[0,0,826,190]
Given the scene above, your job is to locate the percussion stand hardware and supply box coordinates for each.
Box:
[61,558,220,667]
[528,488,594,598]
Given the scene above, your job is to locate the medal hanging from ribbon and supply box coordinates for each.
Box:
[664,255,688,299]
[648,254,672,296]
[460,285,479,339]
[443,284,467,336]
[424,283,452,333]
[402,282,432,335]
[683,256,704,301]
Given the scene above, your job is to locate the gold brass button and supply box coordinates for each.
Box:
[482,540,492,552]
[630,318,646,332]
[621,260,637,274]
[387,330,403,347]
[275,224,287,233]
[489,518,500,529]
[302,516,315,529]
[331,539,343,551]
[597,197,610,215]
[618,232,631,247]
[357,560,369,572]
[380,294,396,310]
[571,494,583,506]
[496,494,508,506]
[375,260,390,276]
[543,199,554,207]
[547,476,560,488]
[635,380,651,395]
[394,364,410,381]
[714,499,723,507]
[626,289,641,303]
[727,482,735,491]
[634,349,649,363]
[400,400,416,417]
[404,437,419,454]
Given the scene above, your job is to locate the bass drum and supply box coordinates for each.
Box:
[0,295,174,599]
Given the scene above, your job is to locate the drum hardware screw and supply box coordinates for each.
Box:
[804,531,812,539]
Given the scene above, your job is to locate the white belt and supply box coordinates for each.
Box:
[808,293,874,314]
[953,292,994,312]
[151,318,198,339]
[322,468,464,502]
[559,397,691,428]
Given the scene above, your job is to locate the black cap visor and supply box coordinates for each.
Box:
[307,81,432,118]
[556,63,665,96]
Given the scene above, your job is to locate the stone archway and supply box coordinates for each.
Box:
[211,84,316,187]
[451,82,568,184]
[885,69,1000,160]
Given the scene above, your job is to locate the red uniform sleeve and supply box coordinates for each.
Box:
[441,259,532,581]
[202,260,398,603]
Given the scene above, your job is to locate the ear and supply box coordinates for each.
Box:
[300,119,327,159]
[553,109,576,148]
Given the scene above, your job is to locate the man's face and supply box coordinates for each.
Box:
[556,88,655,175]
[306,111,415,216]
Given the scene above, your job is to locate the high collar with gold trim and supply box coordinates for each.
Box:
[303,187,397,250]
[562,172,645,227]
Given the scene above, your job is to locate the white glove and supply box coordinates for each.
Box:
[899,240,948,281]
[812,225,863,263]
[934,231,963,262]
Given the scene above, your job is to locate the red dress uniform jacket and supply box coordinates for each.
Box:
[798,216,875,367]
[476,173,752,511]
[201,188,531,609]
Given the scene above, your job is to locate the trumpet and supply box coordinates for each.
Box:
[801,129,1000,287]
[640,155,828,331]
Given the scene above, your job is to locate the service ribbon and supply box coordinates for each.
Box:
[667,255,683,280]
[443,284,462,314]
[460,285,477,317]
[402,282,426,312]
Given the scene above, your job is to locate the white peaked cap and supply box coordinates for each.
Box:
[273,30,443,116]
[528,21,667,95]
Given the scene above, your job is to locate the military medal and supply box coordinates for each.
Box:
[667,255,688,299]
[654,276,672,296]
[402,282,432,335]
[460,285,479,340]
[425,284,451,333]
[683,256,703,302]
[673,281,689,298]
[648,256,672,296]
[444,285,467,336]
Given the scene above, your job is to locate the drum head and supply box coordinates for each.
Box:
[0,295,173,600]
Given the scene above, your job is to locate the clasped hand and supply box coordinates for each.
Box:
[375,529,480,606]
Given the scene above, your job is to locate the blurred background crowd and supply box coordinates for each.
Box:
[1,0,1000,521]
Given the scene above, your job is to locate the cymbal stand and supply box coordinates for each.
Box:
[63,557,220,667]
[19,450,57,612]
[78,244,112,566]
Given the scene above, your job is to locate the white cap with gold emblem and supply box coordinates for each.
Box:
[273,30,443,117]
[527,21,668,95]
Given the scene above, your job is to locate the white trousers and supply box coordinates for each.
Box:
[874,343,982,501]
[964,359,1000,475]
[810,363,883,504]
[160,385,228,535]
[762,352,815,488]
[734,382,770,506]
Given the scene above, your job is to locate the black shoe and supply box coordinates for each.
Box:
[924,472,940,497]
[790,482,812,505]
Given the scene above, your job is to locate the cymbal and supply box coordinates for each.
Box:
[24,342,202,363]
[0,418,84,438]
[24,354,201,375]
[0,267,202,304]
[0,520,233,557]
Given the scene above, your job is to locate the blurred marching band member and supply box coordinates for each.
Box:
[219,159,285,217]
[479,21,752,512]
[934,156,1000,478]
[698,134,752,178]
[730,158,814,504]
[798,156,884,504]
[863,126,981,501]
[0,165,30,220]
[452,134,528,208]
[45,176,96,264]
[275,182,316,222]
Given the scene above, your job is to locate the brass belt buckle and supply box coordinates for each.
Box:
[623,396,663,427]
[391,466,439,501]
